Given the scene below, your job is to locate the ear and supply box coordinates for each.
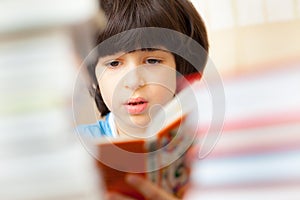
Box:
[176,72,202,93]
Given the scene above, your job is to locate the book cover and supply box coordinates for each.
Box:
[94,115,194,199]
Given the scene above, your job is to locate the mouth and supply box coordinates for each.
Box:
[124,97,148,114]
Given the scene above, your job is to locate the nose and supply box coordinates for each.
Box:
[123,65,145,90]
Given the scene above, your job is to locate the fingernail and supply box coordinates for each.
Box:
[126,174,140,184]
[105,192,117,200]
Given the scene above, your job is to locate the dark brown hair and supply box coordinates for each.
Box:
[87,0,209,116]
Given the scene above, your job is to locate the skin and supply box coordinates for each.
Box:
[96,49,176,138]
[106,174,180,200]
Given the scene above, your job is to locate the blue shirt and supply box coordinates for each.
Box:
[76,113,116,138]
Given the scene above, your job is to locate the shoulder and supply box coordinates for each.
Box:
[76,114,114,138]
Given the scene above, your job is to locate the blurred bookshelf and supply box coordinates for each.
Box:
[0,0,105,199]
[185,58,300,199]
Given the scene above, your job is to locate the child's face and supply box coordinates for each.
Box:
[95,49,176,135]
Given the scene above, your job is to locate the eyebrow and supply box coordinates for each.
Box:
[127,48,170,54]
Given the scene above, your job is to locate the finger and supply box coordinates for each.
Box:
[106,192,136,200]
[125,174,179,200]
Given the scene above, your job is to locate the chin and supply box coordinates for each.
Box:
[129,115,152,129]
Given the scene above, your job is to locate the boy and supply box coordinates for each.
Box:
[78,0,209,199]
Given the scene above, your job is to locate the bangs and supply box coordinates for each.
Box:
[96,0,185,57]
[96,28,186,58]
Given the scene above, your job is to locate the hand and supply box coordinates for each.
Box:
[106,174,180,200]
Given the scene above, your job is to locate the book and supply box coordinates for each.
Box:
[87,83,202,199]
[185,61,300,200]
[0,0,104,199]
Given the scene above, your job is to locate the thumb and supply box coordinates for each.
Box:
[125,174,179,200]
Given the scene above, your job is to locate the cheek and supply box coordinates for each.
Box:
[146,67,176,95]
[98,77,116,111]
[151,85,175,105]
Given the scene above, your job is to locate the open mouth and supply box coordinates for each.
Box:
[127,101,147,105]
[125,98,148,114]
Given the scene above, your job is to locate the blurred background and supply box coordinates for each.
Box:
[191,0,300,75]
[0,0,104,199]
[187,1,300,199]
[0,0,299,199]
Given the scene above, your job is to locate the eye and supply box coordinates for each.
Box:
[105,60,121,68]
[146,58,162,65]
